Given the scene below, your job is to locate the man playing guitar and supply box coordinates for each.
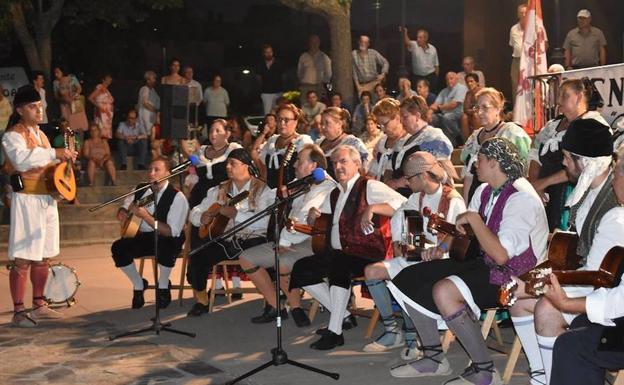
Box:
[187,149,274,317]
[112,156,189,309]
[2,85,78,327]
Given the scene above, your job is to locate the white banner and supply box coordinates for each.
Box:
[562,63,624,127]
[0,67,30,102]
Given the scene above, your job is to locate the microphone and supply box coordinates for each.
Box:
[170,154,200,174]
[285,167,325,191]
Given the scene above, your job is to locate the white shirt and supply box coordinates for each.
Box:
[280,177,336,247]
[259,134,313,170]
[187,79,203,105]
[320,174,407,250]
[190,180,275,236]
[391,184,467,243]
[297,50,332,85]
[574,174,610,235]
[194,142,242,180]
[36,87,48,124]
[2,128,56,172]
[469,178,548,262]
[509,23,524,58]
[407,41,439,76]
[315,135,370,170]
[122,181,189,237]
[367,134,411,180]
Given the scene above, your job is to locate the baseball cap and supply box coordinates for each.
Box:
[577,9,591,18]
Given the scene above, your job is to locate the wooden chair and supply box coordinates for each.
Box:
[138,225,192,305]
[208,260,261,313]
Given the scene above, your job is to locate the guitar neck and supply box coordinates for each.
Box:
[554,270,614,287]
[291,223,313,236]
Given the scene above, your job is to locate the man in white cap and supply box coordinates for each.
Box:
[563,9,607,69]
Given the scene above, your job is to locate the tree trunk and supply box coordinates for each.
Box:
[327,12,353,103]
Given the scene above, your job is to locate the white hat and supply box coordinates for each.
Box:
[548,64,565,73]
[577,9,591,18]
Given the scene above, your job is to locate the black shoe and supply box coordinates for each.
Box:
[187,302,209,317]
[231,292,243,301]
[251,304,289,324]
[310,331,344,350]
[291,307,311,327]
[132,279,149,309]
[157,280,172,309]
[120,164,127,171]
[315,314,358,335]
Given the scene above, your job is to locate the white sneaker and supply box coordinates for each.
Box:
[363,330,404,352]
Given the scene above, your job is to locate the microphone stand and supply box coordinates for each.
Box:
[189,185,339,384]
[89,167,196,341]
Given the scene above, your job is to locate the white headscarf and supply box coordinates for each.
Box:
[565,154,612,207]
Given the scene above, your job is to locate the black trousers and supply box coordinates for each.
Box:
[289,250,376,290]
[186,226,267,291]
[551,314,624,385]
[111,232,183,268]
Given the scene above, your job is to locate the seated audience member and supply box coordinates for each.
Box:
[460,73,483,141]
[430,72,468,146]
[416,79,436,106]
[186,149,273,316]
[83,122,116,186]
[363,151,465,359]
[329,92,351,113]
[301,90,326,127]
[360,113,383,157]
[388,138,548,385]
[351,91,373,136]
[228,116,253,151]
[457,56,486,88]
[116,109,149,170]
[289,145,406,350]
[112,157,189,309]
[238,144,336,325]
[373,83,389,104]
[397,77,417,103]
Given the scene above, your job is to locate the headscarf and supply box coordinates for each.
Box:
[478,137,524,181]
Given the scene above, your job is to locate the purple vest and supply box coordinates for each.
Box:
[478,183,537,285]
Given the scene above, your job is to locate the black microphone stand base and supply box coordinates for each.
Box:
[109,319,196,341]
[226,347,339,385]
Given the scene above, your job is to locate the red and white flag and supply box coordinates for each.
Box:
[513,0,548,136]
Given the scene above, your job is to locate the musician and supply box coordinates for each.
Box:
[289,144,406,350]
[528,78,608,231]
[316,107,369,178]
[2,85,78,326]
[385,95,454,197]
[112,156,189,309]
[187,149,274,317]
[387,138,548,385]
[256,103,313,189]
[363,151,465,359]
[238,144,336,325]
[526,119,619,384]
[367,98,411,181]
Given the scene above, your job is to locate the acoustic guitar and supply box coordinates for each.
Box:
[285,213,331,255]
[121,193,155,238]
[499,231,580,306]
[268,141,297,241]
[46,128,77,201]
[400,210,427,262]
[422,207,480,262]
[198,191,250,239]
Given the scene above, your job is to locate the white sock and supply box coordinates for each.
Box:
[537,334,557,384]
[158,264,172,289]
[303,283,332,309]
[215,278,224,290]
[512,315,546,385]
[232,276,241,288]
[120,264,144,290]
[328,286,350,335]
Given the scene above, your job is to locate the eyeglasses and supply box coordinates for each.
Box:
[277,117,297,124]
[405,173,422,180]
[472,105,494,113]
[376,119,392,130]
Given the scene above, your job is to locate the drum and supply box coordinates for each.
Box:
[44,263,80,307]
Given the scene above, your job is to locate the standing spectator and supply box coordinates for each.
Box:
[563,9,607,69]
[352,35,389,95]
[256,44,285,114]
[53,66,88,133]
[83,122,116,186]
[0,85,12,132]
[373,83,388,104]
[88,74,115,139]
[31,71,48,124]
[460,73,483,141]
[203,74,230,130]
[183,66,203,125]
[301,90,326,128]
[161,58,185,85]
[116,109,149,170]
[397,77,417,103]
[401,27,439,92]
[457,56,486,87]
[138,70,160,138]
[430,72,468,146]
[352,91,373,136]
[297,34,332,103]
[416,79,437,106]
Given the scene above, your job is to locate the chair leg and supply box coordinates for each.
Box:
[208,265,218,313]
[491,318,504,346]
[178,254,188,306]
[308,299,320,322]
[480,309,497,339]
[138,258,145,277]
[364,308,380,339]
[223,265,232,304]
[502,336,522,384]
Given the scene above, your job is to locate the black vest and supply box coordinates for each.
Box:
[134,183,182,239]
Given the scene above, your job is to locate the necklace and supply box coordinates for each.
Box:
[278,133,297,148]
[483,121,502,133]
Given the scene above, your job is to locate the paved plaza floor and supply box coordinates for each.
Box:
[0,244,530,385]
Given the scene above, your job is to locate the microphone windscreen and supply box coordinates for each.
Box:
[188,154,200,166]
[312,167,325,183]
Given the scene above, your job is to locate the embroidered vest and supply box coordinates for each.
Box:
[478,183,537,285]
[217,177,266,211]
[330,176,392,261]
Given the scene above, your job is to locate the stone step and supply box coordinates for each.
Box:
[0,220,119,244]
[88,169,150,187]
[56,203,119,222]
[0,237,117,256]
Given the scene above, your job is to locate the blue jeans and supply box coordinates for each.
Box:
[431,111,462,146]
[117,138,148,169]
